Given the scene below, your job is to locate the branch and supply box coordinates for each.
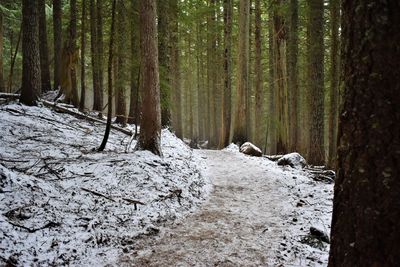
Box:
[81,187,115,202]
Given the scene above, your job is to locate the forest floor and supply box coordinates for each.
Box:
[0,99,333,266]
[120,148,333,267]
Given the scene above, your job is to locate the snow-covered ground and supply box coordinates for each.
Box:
[119,147,333,266]
[0,101,211,266]
[0,100,333,266]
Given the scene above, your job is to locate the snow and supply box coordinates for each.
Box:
[119,149,334,266]
[0,100,333,266]
[277,152,308,169]
[0,102,211,266]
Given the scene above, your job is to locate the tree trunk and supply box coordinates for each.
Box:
[69,0,79,106]
[98,0,116,152]
[327,0,340,168]
[0,11,5,92]
[136,0,162,156]
[79,0,87,111]
[328,0,400,266]
[96,0,104,108]
[267,6,276,154]
[288,0,299,152]
[128,0,139,125]
[221,0,232,147]
[114,0,127,126]
[158,0,172,127]
[254,0,263,147]
[20,0,41,106]
[38,0,52,92]
[232,0,250,145]
[307,0,325,165]
[90,0,102,111]
[53,0,62,90]
[170,0,182,138]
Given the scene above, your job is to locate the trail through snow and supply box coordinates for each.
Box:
[120,149,333,266]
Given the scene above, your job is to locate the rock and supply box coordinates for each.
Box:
[239,142,262,157]
[277,152,307,169]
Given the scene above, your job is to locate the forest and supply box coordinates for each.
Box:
[0,0,399,266]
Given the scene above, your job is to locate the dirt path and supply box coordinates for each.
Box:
[120,149,304,266]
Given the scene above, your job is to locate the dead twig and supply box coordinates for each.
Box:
[122,198,145,210]
[81,187,115,202]
[7,220,60,233]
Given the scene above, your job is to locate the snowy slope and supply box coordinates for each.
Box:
[0,102,211,266]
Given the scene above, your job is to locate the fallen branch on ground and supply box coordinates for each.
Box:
[81,187,115,202]
[122,198,145,210]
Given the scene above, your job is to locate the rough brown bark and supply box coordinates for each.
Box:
[327,0,340,168]
[79,0,87,111]
[96,0,104,105]
[20,0,41,106]
[232,0,250,145]
[69,0,79,106]
[328,1,400,266]
[90,0,102,111]
[307,0,325,165]
[254,0,263,147]
[98,0,117,151]
[288,0,299,152]
[38,0,52,92]
[128,0,139,125]
[136,0,162,156]
[53,0,62,90]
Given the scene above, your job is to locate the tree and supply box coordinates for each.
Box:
[220,0,232,147]
[114,0,127,126]
[327,0,340,168]
[20,0,41,106]
[98,0,116,152]
[307,0,324,164]
[329,0,400,266]
[53,0,62,90]
[97,0,104,108]
[90,0,102,112]
[0,11,4,92]
[135,0,162,156]
[232,0,250,145]
[254,0,263,147]
[38,0,51,92]
[288,0,299,152]
[79,0,87,111]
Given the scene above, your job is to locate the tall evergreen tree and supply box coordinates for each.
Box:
[79,0,87,111]
[254,0,263,147]
[0,11,4,92]
[136,0,162,156]
[38,0,51,92]
[329,0,400,265]
[53,0,62,90]
[20,0,41,106]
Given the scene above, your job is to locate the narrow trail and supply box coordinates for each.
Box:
[120,149,301,266]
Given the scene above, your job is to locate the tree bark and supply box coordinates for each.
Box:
[38,0,52,92]
[53,0,62,90]
[329,0,400,266]
[232,0,250,145]
[254,0,263,147]
[114,0,127,126]
[79,0,87,111]
[307,0,325,165]
[98,0,116,151]
[90,0,102,112]
[288,0,299,152]
[0,11,5,92]
[327,0,340,168]
[20,0,41,106]
[96,0,104,107]
[136,0,162,156]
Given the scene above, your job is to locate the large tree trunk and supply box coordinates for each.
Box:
[327,0,340,168]
[0,11,4,92]
[79,0,87,111]
[136,0,162,156]
[20,0,41,106]
[114,0,127,126]
[288,0,299,152]
[328,0,400,266]
[69,0,79,106]
[254,0,263,147]
[232,0,250,145]
[90,0,102,112]
[220,0,232,147]
[53,0,62,90]
[38,0,52,92]
[158,0,172,127]
[307,0,325,165]
[267,7,276,154]
[96,0,104,108]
